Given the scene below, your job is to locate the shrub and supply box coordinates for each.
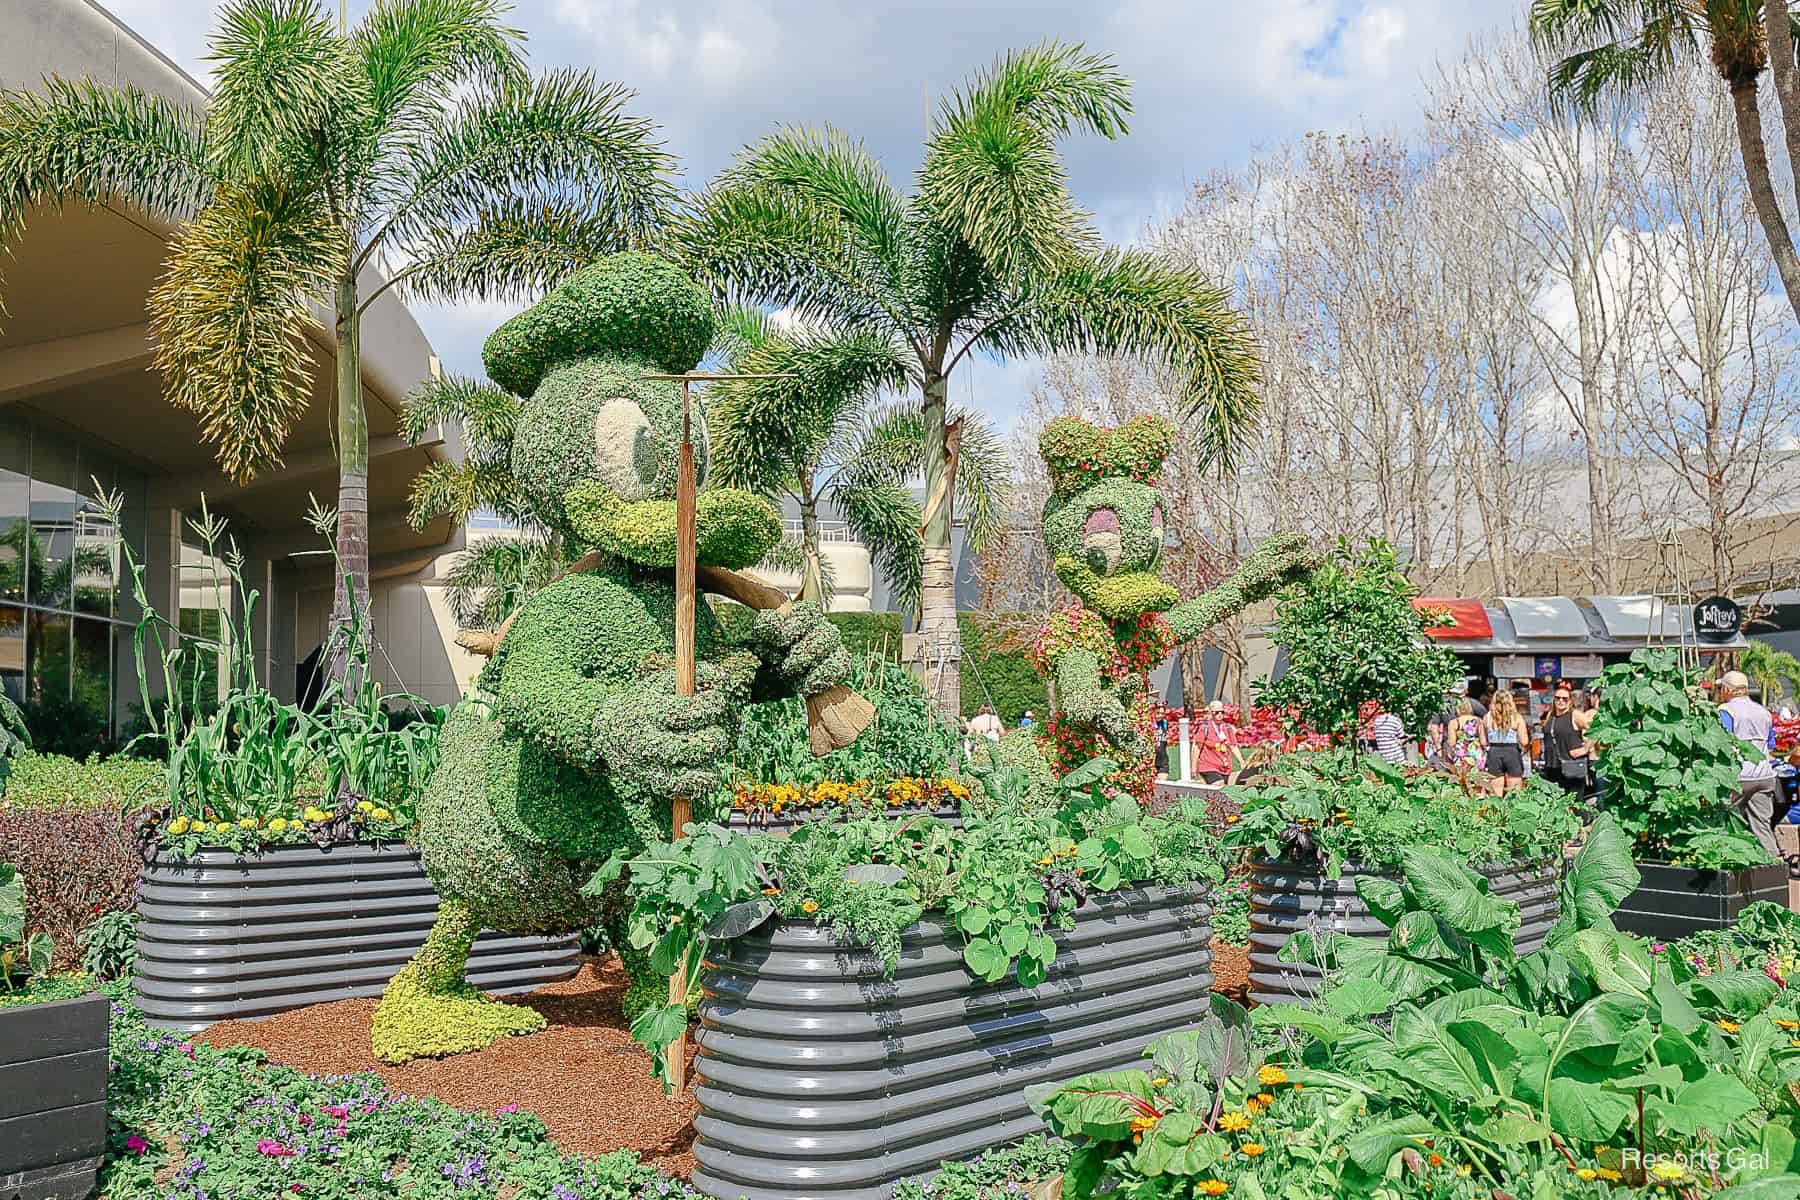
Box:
[78,909,138,981]
[3,750,165,810]
[0,803,141,967]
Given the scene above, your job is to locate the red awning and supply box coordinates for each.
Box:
[1413,598,1493,640]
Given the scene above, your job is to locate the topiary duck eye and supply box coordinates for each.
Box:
[1082,507,1122,576]
[592,398,662,499]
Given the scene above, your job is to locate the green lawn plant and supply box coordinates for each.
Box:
[0,863,54,994]
[1589,647,1772,869]
[1223,748,1580,876]
[596,756,1227,1090]
[1256,538,1463,743]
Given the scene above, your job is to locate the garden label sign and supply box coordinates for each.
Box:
[1693,595,1742,644]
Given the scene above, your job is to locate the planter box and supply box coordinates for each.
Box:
[0,992,107,1200]
[1248,859,1559,1006]
[133,842,579,1031]
[691,883,1214,1200]
[1612,862,1789,941]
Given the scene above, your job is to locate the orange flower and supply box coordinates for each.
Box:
[1428,1153,1442,1167]
[801,901,819,914]
[1240,1143,1265,1157]
[1217,1111,1250,1132]
[1256,1065,1288,1086]
[1198,1182,1229,1196]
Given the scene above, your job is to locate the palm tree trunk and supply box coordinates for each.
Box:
[798,473,825,606]
[331,272,371,681]
[1728,75,1800,324]
[918,369,962,717]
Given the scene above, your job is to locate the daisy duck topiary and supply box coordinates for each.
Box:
[997,414,1313,803]
[371,253,849,1063]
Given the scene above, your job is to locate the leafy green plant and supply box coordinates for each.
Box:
[1223,748,1579,876]
[1,751,165,810]
[598,759,1228,1089]
[77,909,137,982]
[1255,539,1463,742]
[890,1137,1069,1200]
[1589,648,1771,867]
[1244,816,1800,1194]
[0,864,54,992]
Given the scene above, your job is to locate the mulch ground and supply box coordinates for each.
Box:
[198,956,701,1177]
[1211,939,1249,1004]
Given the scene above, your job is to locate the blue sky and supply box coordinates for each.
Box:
[102,0,1519,428]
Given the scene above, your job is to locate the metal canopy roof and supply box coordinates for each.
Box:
[1498,596,1589,640]
[1579,594,1690,640]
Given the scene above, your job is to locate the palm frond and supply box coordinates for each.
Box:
[444,532,559,628]
[835,473,922,617]
[0,77,213,313]
[978,246,1260,471]
[355,0,526,133]
[708,326,912,492]
[712,302,774,358]
[1529,0,1699,111]
[381,193,634,306]
[406,458,529,529]
[205,0,365,182]
[379,68,675,265]
[719,126,908,282]
[401,372,519,450]
[918,40,1129,281]
[148,179,345,482]
[680,181,903,333]
[838,399,1010,551]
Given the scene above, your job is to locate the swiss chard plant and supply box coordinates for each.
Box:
[1588,648,1771,869]
[594,757,1229,1090]
[1248,815,1800,1194]
[1223,748,1579,876]
[0,863,55,993]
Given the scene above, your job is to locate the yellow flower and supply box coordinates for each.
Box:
[1245,1097,1266,1114]
[1649,1162,1687,1183]
[1716,1019,1740,1033]
[762,887,781,896]
[168,817,190,835]
[1256,1065,1288,1086]
[1225,815,1239,823]
[1151,1077,1168,1087]
[1198,1182,1228,1197]
[1457,1165,1471,1177]
[801,901,819,914]
[1596,1168,1621,1182]
[1217,1111,1250,1132]
[1129,1116,1158,1133]
[1255,1093,1275,1106]
[1240,1143,1265,1157]
[213,821,232,833]
[1576,1169,1596,1180]
[372,808,391,821]
[269,818,287,833]
[1037,856,1054,867]
[1774,1018,1798,1030]
[238,817,257,828]
[356,800,374,813]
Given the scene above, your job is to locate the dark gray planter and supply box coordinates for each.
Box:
[1248,859,1560,1006]
[133,842,579,1031]
[1612,862,1789,941]
[0,991,107,1200]
[691,883,1214,1200]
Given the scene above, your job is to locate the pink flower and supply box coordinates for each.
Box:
[257,1139,295,1158]
[322,1104,349,1119]
[125,1134,149,1156]
[496,1104,520,1115]
[298,1114,313,1127]
[179,1043,196,1059]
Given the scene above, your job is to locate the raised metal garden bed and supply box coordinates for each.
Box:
[0,991,107,1200]
[725,804,961,835]
[690,882,1214,1200]
[1247,858,1560,1006]
[1612,862,1788,941]
[134,842,579,1030]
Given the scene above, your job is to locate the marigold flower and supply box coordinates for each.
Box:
[1240,1143,1265,1157]
[269,818,287,833]
[168,817,190,835]
[1255,1093,1274,1106]
[1129,1116,1158,1133]
[1649,1162,1687,1182]
[1427,1153,1442,1167]
[801,901,819,914]
[1576,1168,1596,1181]
[1198,1182,1228,1196]
[372,808,391,821]
[1596,1168,1620,1182]
[762,887,781,896]
[1716,1019,1740,1033]
[1256,1065,1288,1086]
[1217,1111,1250,1132]
[1151,1077,1168,1087]
[1775,1018,1798,1030]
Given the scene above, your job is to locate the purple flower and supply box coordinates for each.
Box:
[126,1133,150,1156]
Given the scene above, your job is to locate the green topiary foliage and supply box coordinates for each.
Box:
[483,253,716,396]
[376,253,853,1062]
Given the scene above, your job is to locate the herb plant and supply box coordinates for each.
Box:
[77,908,138,982]
[0,863,53,992]
[1223,748,1579,876]
[1588,648,1772,867]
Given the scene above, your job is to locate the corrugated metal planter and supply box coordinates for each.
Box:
[1612,862,1788,941]
[691,883,1214,1200]
[1247,859,1559,1005]
[134,842,579,1031]
[0,991,107,1200]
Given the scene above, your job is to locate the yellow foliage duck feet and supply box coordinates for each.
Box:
[371,967,547,1064]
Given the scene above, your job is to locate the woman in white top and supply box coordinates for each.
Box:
[1482,689,1530,795]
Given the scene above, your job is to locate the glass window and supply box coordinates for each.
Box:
[0,604,23,704]
[26,609,69,708]
[29,434,79,613]
[72,617,114,737]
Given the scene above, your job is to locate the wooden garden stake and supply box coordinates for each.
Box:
[667,374,697,1090]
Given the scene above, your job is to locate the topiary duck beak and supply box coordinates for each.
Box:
[562,480,782,570]
[1053,556,1180,620]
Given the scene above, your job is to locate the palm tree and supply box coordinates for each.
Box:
[680,42,1260,714]
[1530,1,1800,323]
[708,308,1008,613]
[0,0,673,672]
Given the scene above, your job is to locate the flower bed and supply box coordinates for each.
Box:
[134,842,578,1030]
[1245,857,1559,1005]
[724,776,967,833]
[0,989,107,1200]
[1612,861,1790,941]
[690,883,1214,1200]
